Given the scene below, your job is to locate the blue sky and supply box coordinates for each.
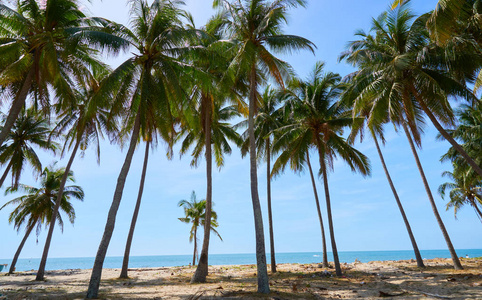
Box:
[1,0,481,262]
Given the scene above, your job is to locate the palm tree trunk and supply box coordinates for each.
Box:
[193,226,197,266]
[0,68,34,147]
[36,138,81,281]
[401,121,463,270]
[372,133,425,268]
[120,140,150,279]
[316,147,342,276]
[0,160,14,188]
[412,88,482,178]
[9,225,34,274]
[86,112,141,299]
[192,94,213,283]
[248,64,270,294]
[306,152,329,268]
[266,139,276,273]
[469,198,482,223]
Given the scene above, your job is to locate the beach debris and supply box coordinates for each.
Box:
[378,291,408,297]
[403,289,452,299]
[292,282,298,292]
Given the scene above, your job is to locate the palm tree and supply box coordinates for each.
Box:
[240,87,284,273]
[213,0,315,292]
[86,1,194,296]
[178,15,245,283]
[345,89,425,268]
[0,109,57,189]
[178,191,222,266]
[439,170,482,223]
[438,101,482,222]
[0,164,84,274]
[0,0,128,148]
[340,3,465,269]
[35,66,118,281]
[179,102,241,277]
[392,0,482,46]
[274,63,371,276]
[440,102,482,182]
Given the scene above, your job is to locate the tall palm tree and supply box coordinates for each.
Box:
[213,0,315,292]
[178,15,245,283]
[344,2,482,178]
[0,0,128,148]
[340,3,465,269]
[35,66,118,281]
[345,91,425,268]
[178,191,222,266]
[0,108,57,189]
[274,63,371,276]
[0,164,84,274]
[240,87,284,273]
[86,1,194,297]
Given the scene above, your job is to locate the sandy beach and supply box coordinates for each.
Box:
[1,257,481,299]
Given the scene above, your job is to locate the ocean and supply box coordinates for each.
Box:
[1,249,481,272]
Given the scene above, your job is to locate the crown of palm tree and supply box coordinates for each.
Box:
[0,108,58,188]
[340,3,477,146]
[273,62,370,177]
[1,164,84,236]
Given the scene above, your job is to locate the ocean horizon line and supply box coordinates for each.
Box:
[2,249,481,272]
[1,248,481,261]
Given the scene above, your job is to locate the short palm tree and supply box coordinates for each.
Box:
[273,63,371,276]
[438,101,482,223]
[440,102,482,182]
[213,0,315,292]
[178,191,222,266]
[0,164,84,274]
[0,108,57,189]
[35,66,118,281]
[340,3,465,269]
[86,1,195,296]
[0,0,128,148]
[439,169,482,223]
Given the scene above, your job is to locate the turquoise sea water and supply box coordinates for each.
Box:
[1,249,481,272]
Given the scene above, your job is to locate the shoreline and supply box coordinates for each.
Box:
[3,248,482,273]
[1,257,481,299]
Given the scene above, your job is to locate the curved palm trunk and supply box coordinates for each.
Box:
[0,160,14,188]
[468,198,482,224]
[248,65,270,293]
[192,95,213,283]
[9,225,34,274]
[193,226,198,266]
[317,147,342,276]
[36,138,81,281]
[0,68,34,147]
[372,133,425,268]
[120,140,150,279]
[412,88,482,179]
[86,112,141,299]
[306,152,329,268]
[266,139,276,273]
[401,121,463,270]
